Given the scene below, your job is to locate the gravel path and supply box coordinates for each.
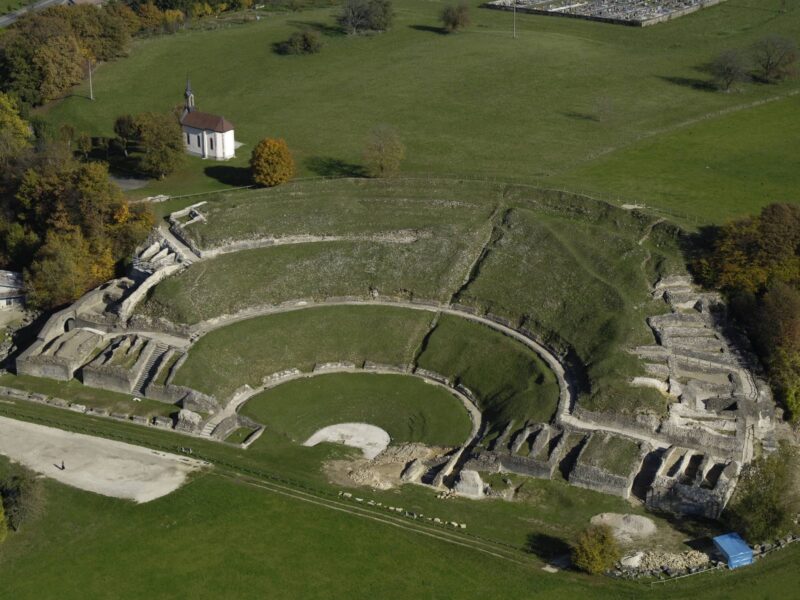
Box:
[0,416,205,503]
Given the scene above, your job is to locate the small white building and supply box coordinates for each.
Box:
[179,80,236,160]
[0,270,25,310]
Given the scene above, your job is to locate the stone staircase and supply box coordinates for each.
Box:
[200,421,216,437]
[132,342,169,396]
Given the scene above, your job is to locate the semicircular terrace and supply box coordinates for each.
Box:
[137,179,684,420]
[173,304,561,438]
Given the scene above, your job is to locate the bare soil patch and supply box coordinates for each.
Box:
[0,416,205,503]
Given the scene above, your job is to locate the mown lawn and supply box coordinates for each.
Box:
[0,373,174,418]
[416,314,560,433]
[556,94,800,225]
[39,0,800,221]
[174,305,434,400]
[2,406,800,599]
[241,372,472,446]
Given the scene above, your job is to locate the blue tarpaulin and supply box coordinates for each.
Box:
[713,533,753,569]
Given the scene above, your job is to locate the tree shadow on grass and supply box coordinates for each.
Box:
[525,533,572,562]
[658,75,718,92]
[306,156,367,178]
[204,165,252,186]
[409,24,447,35]
[286,20,346,37]
[562,111,600,122]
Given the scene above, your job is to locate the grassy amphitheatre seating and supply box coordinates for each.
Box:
[146,180,685,417]
[239,372,473,448]
[171,179,497,253]
[174,305,560,435]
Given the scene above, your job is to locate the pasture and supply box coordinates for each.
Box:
[39,0,800,221]
[2,401,800,599]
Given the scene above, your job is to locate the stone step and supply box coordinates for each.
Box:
[132,343,170,396]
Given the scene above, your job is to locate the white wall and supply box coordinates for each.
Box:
[181,126,235,160]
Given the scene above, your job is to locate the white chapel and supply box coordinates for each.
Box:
[179,79,236,160]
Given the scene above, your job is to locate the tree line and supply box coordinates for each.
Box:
[694,203,800,421]
[0,94,153,310]
[0,1,255,109]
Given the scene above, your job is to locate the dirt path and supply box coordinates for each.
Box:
[0,416,206,503]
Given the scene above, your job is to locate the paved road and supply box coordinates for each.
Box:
[0,0,66,28]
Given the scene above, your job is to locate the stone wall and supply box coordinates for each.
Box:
[569,463,635,499]
[15,355,75,381]
[573,406,660,436]
[118,263,183,321]
[82,364,137,394]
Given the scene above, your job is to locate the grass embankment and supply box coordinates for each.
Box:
[457,201,678,413]
[176,178,497,250]
[41,0,800,220]
[176,304,561,431]
[416,314,560,432]
[141,181,494,323]
[141,238,478,324]
[145,180,681,415]
[0,373,174,418]
[1,407,800,599]
[173,305,434,399]
[241,372,472,446]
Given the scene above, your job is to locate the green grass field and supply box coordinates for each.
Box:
[141,237,480,323]
[0,373,175,418]
[2,403,800,599]
[241,372,472,446]
[559,94,800,224]
[578,433,642,477]
[39,0,800,221]
[176,178,496,250]
[416,314,560,431]
[174,306,434,400]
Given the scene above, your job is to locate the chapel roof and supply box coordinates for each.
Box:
[180,111,234,133]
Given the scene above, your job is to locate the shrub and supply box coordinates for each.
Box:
[277,30,323,55]
[726,444,799,543]
[440,2,470,33]
[338,0,393,34]
[250,138,295,186]
[752,35,798,82]
[363,124,405,178]
[572,524,620,575]
[709,49,749,91]
[1,466,44,532]
[0,498,7,543]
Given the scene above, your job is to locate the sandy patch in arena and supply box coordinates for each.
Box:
[303,423,390,459]
[0,416,206,503]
